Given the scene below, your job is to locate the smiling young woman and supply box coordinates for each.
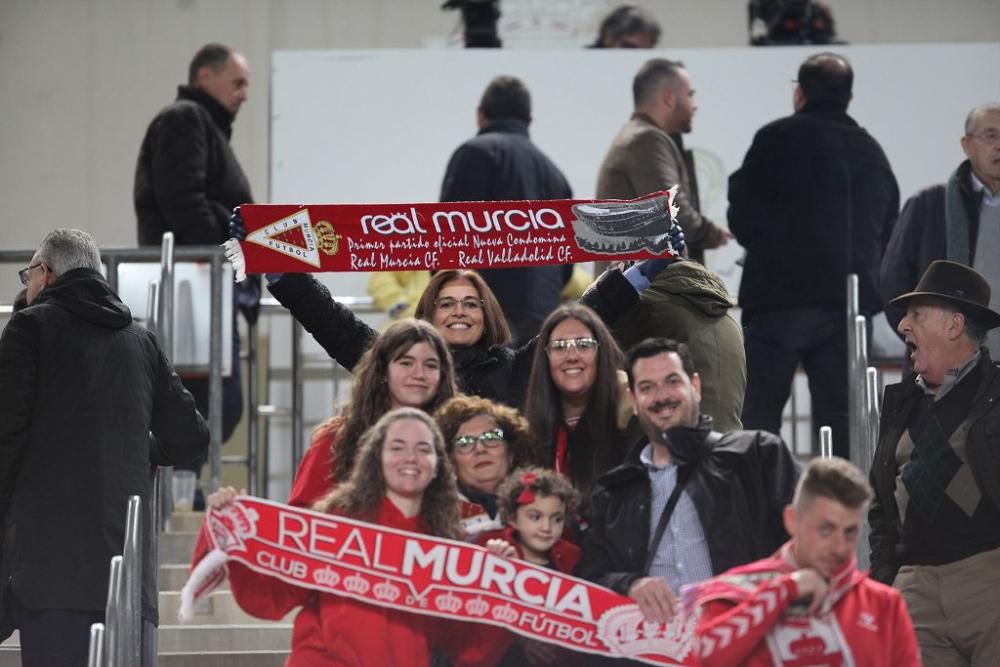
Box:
[222,408,512,667]
[524,304,636,513]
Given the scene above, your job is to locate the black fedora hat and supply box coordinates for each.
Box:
[890,260,1000,329]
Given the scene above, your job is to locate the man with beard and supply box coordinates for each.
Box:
[578,337,799,644]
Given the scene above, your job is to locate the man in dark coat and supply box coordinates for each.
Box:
[881,103,1000,366]
[439,76,574,347]
[134,43,257,479]
[729,52,899,459]
[0,229,208,666]
[868,261,1000,663]
[578,338,799,664]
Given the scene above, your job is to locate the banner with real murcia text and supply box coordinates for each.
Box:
[209,497,697,666]
[222,189,679,281]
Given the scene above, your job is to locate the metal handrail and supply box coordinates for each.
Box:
[158,234,175,363]
[87,623,105,667]
[819,426,833,459]
[122,496,142,666]
[104,555,124,667]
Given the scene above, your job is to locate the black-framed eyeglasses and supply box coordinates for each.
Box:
[435,297,483,312]
[451,427,505,454]
[18,263,44,286]
[546,337,599,357]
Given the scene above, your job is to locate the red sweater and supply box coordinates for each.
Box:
[229,498,511,667]
[691,542,919,667]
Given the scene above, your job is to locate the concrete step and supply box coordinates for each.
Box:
[166,510,206,533]
[0,647,290,667]
[159,530,199,565]
[160,563,229,592]
[159,651,290,666]
[157,624,293,653]
[159,590,294,626]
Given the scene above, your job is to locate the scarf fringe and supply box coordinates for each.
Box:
[178,547,229,624]
[222,239,247,283]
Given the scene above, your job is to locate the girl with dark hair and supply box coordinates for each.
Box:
[478,467,582,666]
[433,394,543,537]
[288,318,457,507]
[219,408,510,666]
[524,304,635,509]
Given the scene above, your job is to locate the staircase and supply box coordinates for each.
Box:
[0,512,293,666]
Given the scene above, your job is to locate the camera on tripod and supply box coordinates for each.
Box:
[442,0,502,48]
[748,0,841,46]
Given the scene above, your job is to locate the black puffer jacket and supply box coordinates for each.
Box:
[0,269,208,629]
[578,418,800,595]
[135,85,253,245]
[266,267,638,407]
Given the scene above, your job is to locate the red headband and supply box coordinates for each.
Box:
[516,472,539,505]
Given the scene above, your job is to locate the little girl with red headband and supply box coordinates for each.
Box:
[478,466,582,573]
[479,467,583,665]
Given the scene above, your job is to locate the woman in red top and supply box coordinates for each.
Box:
[221,408,511,667]
[288,318,457,508]
[523,305,634,514]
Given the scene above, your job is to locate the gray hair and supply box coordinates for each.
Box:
[36,229,102,278]
[965,103,1000,136]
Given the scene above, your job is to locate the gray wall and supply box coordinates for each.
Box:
[2,0,999,261]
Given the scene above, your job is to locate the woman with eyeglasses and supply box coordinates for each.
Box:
[433,395,543,537]
[220,408,511,666]
[523,304,635,514]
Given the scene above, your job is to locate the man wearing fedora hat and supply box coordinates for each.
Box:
[868,260,1000,665]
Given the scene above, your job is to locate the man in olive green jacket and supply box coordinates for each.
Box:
[612,260,745,432]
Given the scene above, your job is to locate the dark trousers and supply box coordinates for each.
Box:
[741,307,851,458]
[11,593,103,667]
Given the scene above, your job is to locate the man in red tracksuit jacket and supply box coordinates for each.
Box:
[689,457,919,666]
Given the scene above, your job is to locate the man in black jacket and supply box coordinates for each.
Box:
[578,338,799,634]
[729,52,899,459]
[0,229,208,666]
[134,43,257,471]
[439,76,574,347]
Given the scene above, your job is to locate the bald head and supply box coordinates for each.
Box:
[796,52,853,111]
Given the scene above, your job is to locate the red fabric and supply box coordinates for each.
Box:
[287,419,342,509]
[475,526,581,575]
[188,421,342,575]
[693,542,920,667]
[553,423,569,476]
[228,498,511,667]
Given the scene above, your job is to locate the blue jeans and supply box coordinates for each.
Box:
[741,307,853,458]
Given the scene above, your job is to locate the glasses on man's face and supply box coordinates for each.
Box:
[18,263,43,286]
[546,337,599,357]
[435,297,483,313]
[451,427,505,454]
[968,130,1000,146]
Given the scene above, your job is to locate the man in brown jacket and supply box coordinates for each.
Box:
[596,58,731,266]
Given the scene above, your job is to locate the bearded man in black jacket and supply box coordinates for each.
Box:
[578,337,799,658]
[0,229,208,666]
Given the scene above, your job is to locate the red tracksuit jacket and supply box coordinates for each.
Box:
[690,541,920,666]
